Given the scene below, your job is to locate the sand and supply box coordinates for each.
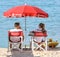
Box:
[0,48,60,57]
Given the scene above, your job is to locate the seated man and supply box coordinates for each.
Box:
[8,22,24,49]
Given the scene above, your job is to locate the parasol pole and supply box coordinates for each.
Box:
[24,17,27,48]
[25,17,27,31]
[24,3,27,31]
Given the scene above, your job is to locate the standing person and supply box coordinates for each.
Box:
[9,22,24,49]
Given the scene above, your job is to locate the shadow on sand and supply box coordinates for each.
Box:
[7,49,34,57]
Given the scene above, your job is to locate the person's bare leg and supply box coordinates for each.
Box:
[10,44,12,48]
[19,43,21,49]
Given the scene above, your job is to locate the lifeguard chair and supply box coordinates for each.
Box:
[8,29,24,51]
[31,31,47,51]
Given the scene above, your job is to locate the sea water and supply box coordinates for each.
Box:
[0,0,60,48]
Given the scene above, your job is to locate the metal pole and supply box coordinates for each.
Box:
[24,17,27,49]
[25,17,26,31]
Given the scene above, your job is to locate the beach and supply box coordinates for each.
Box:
[0,47,60,57]
[0,0,60,57]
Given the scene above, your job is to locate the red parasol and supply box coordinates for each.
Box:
[3,4,48,30]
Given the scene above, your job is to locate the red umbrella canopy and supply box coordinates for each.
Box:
[3,5,48,18]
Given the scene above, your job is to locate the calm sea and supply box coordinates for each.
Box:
[0,0,60,48]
